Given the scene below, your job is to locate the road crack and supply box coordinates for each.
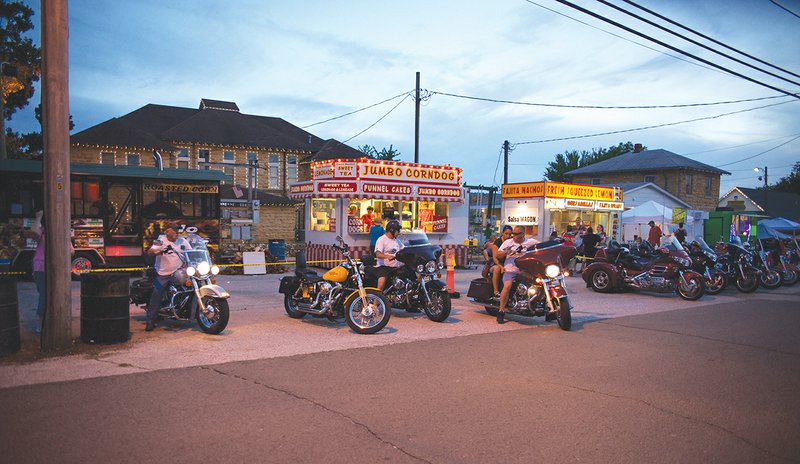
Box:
[202,366,433,464]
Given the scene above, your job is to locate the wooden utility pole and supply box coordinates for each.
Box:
[41,0,72,350]
[414,72,420,164]
[503,140,509,184]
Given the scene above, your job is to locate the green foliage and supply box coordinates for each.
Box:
[358,144,401,161]
[766,162,800,195]
[5,104,74,159]
[544,142,641,181]
[1,1,41,120]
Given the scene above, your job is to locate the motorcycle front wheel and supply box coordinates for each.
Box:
[759,270,782,289]
[424,290,451,322]
[677,275,704,301]
[735,271,759,293]
[704,271,727,295]
[197,297,230,334]
[553,296,572,331]
[781,269,798,286]
[344,289,391,334]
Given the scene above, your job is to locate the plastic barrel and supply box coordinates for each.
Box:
[269,239,286,261]
[0,270,21,356]
[80,273,130,344]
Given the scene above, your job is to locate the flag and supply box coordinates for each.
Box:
[152,150,163,171]
[232,184,244,198]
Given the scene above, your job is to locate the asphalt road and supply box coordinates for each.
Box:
[2,270,799,463]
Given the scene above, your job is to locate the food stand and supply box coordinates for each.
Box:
[289,158,469,267]
[500,181,624,241]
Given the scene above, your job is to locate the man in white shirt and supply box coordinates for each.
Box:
[145,227,189,331]
[495,225,540,324]
[373,220,404,291]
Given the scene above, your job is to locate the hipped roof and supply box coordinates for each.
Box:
[566,149,730,176]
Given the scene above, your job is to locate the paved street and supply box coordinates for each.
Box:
[2,269,799,463]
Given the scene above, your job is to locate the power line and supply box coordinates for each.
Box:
[513,99,797,145]
[342,93,410,143]
[716,134,800,167]
[551,0,800,99]
[301,91,411,129]
[683,133,800,155]
[624,0,800,78]
[430,90,789,109]
[598,0,800,87]
[770,0,800,20]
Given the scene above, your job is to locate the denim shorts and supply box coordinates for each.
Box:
[502,271,517,283]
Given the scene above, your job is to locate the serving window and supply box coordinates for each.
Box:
[311,198,336,232]
[345,199,449,233]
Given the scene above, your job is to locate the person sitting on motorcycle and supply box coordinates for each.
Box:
[374,220,405,292]
[495,225,540,324]
[145,227,189,331]
[489,225,513,297]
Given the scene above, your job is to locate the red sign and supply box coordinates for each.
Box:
[432,215,448,233]
[318,182,357,193]
[363,183,413,195]
[418,187,462,198]
[290,183,313,194]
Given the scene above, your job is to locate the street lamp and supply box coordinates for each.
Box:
[754,166,768,212]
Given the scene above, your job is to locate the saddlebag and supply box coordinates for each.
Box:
[129,277,154,305]
[466,277,493,300]
[278,276,300,294]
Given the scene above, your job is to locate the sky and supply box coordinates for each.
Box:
[9,0,800,196]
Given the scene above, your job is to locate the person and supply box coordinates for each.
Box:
[570,220,585,273]
[674,222,687,245]
[360,206,375,232]
[549,229,559,240]
[561,225,574,247]
[348,205,358,217]
[373,220,404,292]
[145,227,189,331]
[369,217,385,254]
[481,234,497,279]
[596,224,607,247]
[647,220,663,248]
[495,225,539,324]
[488,226,513,297]
[580,226,601,278]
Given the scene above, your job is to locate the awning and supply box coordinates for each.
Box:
[289,180,465,203]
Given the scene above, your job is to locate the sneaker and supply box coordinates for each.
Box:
[496,311,505,324]
[145,321,156,332]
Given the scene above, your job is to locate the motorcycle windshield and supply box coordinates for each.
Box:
[399,231,431,246]
[660,235,684,252]
[184,249,211,268]
[692,236,715,254]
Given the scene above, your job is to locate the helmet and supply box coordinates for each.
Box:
[386,220,401,233]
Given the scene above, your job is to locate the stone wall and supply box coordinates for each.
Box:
[252,205,298,243]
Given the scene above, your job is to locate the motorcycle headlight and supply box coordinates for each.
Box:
[197,261,211,276]
[438,261,445,270]
[545,264,560,278]
[186,266,196,276]
[416,264,425,273]
[673,257,691,267]
[425,260,438,274]
[211,265,220,275]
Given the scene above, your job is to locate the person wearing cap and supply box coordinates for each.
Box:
[647,220,663,247]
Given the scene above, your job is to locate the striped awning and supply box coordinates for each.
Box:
[289,180,465,203]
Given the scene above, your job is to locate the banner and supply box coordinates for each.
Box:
[672,208,687,224]
[142,182,218,193]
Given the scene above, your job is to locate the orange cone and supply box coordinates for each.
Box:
[446,249,460,298]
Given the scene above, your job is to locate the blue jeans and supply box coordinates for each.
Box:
[146,274,171,322]
[32,271,46,318]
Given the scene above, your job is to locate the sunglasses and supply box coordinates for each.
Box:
[512,231,524,236]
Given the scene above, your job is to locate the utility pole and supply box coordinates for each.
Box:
[414,72,420,164]
[503,140,509,184]
[41,0,72,350]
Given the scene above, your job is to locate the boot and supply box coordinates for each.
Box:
[496,310,505,324]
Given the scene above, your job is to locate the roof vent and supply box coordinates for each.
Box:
[634,143,643,153]
[199,99,240,112]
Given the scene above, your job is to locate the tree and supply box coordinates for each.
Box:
[1,1,40,120]
[6,103,75,159]
[358,143,401,161]
[767,162,800,195]
[544,142,641,182]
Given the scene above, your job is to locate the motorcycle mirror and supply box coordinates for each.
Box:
[336,235,343,243]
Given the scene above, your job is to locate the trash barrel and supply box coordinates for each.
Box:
[80,273,130,344]
[0,268,21,356]
[268,239,286,261]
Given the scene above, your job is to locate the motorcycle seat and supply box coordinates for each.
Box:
[295,268,321,280]
[623,255,654,271]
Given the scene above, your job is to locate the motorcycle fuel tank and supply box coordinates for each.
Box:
[323,266,349,283]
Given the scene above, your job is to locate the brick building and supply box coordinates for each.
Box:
[565,145,730,212]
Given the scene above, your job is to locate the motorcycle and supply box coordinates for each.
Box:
[584,235,705,301]
[365,231,451,322]
[749,242,782,290]
[467,237,576,331]
[714,239,761,293]
[687,237,727,295]
[278,236,391,334]
[130,236,230,334]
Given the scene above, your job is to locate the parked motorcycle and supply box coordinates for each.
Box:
[467,238,576,330]
[366,231,451,322]
[279,236,391,334]
[584,235,705,301]
[714,240,760,293]
[688,237,727,295]
[750,242,782,290]
[130,236,230,334]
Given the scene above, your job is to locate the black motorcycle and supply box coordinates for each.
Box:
[688,237,727,295]
[367,231,451,322]
[714,240,760,293]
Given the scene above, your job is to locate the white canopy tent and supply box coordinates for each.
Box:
[620,200,672,242]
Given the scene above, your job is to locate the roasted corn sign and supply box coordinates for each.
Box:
[502,181,615,201]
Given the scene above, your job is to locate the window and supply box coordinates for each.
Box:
[310,198,336,231]
[198,149,210,170]
[222,166,235,185]
[591,177,601,185]
[223,151,235,163]
[287,155,298,184]
[231,226,251,240]
[101,152,115,165]
[70,179,101,216]
[176,148,189,169]
[268,154,280,189]
[705,176,713,196]
[644,175,655,183]
[126,154,140,166]
[684,174,693,194]
[247,152,259,187]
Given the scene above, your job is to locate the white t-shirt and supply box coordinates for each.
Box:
[499,237,540,273]
[374,234,404,268]
[150,235,189,276]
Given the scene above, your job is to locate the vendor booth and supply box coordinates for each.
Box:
[620,200,672,242]
[500,181,623,241]
[289,158,469,267]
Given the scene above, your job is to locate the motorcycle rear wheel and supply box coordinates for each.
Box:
[344,289,391,334]
[735,272,759,293]
[704,271,727,295]
[424,290,451,322]
[284,295,307,319]
[759,270,782,289]
[197,297,230,335]
[781,269,798,286]
[553,296,571,331]
[677,275,704,301]
[589,269,613,293]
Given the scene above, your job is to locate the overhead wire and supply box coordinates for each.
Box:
[301,91,412,129]
[683,133,800,155]
[342,93,411,143]
[716,134,800,167]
